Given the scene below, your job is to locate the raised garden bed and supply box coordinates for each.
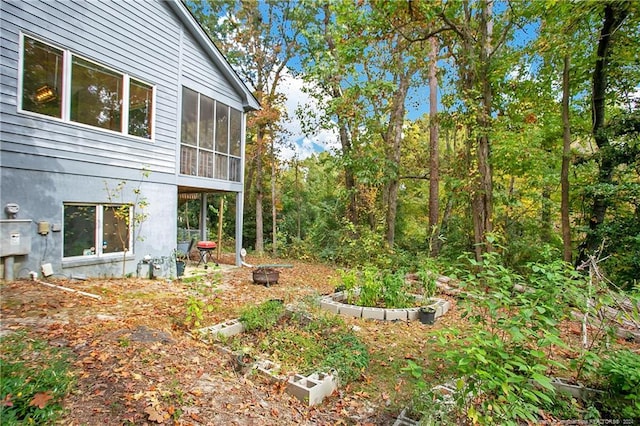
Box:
[319,291,451,322]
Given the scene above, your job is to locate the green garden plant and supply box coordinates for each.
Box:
[0,331,74,425]
[183,275,219,329]
[337,266,419,308]
[598,349,640,420]
[239,299,286,332]
[231,309,369,385]
[411,250,592,425]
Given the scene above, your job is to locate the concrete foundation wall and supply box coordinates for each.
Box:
[0,168,176,279]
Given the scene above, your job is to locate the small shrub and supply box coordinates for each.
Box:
[239,300,285,332]
[358,266,382,307]
[383,270,413,308]
[323,333,370,384]
[421,251,584,424]
[182,276,218,329]
[598,350,640,420]
[0,331,74,425]
[416,267,437,298]
[337,266,417,308]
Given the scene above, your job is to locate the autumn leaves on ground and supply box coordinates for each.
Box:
[0,256,458,425]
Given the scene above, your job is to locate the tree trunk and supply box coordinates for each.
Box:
[428,37,440,256]
[579,3,628,262]
[561,54,572,263]
[295,157,301,240]
[474,0,494,258]
[385,71,411,247]
[323,4,357,225]
[255,128,264,255]
[271,141,277,256]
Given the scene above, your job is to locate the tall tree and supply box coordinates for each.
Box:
[188,0,301,254]
[439,0,516,260]
[428,36,440,256]
[579,2,630,262]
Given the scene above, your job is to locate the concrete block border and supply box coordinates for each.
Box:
[319,292,451,322]
[196,316,340,406]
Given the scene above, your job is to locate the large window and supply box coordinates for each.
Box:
[180,86,242,182]
[63,204,131,258]
[20,34,154,139]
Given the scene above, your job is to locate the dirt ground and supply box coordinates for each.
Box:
[1,255,459,425]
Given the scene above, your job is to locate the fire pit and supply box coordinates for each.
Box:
[252,268,280,286]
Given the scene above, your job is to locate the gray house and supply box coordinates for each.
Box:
[0,0,259,280]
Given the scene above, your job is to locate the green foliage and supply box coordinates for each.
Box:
[322,333,369,384]
[0,331,74,425]
[233,309,369,385]
[338,265,418,308]
[416,267,437,298]
[598,350,640,420]
[239,300,285,332]
[183,275,219,329]
[413,250,591,424]
[382,269,414,309]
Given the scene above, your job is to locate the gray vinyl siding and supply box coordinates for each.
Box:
[1,0,249,179]
[181,34,243,109]
[0,0,210,178]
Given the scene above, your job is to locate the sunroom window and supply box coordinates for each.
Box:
[180,86,242,182]
[63,204,131,258]
[20,34,154,139]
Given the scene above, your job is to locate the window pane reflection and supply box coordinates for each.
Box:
[103,206,129,253]
[63,205,96,257]
[128,79,153,138]
[71,56,122,131]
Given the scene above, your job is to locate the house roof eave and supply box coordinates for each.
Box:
[167,0,261,112]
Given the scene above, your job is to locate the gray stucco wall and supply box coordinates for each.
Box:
[0,167,176,279]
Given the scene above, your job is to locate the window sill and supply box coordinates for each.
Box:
[62,253,135,268]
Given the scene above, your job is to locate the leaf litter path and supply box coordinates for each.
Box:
[0,256,460,425]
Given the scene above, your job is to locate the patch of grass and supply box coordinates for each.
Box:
[232,309,370,385]
[239,300,285,332]
[0,330,75,425]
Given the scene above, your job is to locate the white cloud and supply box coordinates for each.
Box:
[276,69,339,160]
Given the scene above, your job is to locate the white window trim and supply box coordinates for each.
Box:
[18,32,156,142]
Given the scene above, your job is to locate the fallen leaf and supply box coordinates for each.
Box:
[145,405,166,423]
[29,391,53,409]
[2,394,13,407]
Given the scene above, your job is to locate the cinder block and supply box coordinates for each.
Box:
[432,298,450,318]
[406,308,420,321]
[339,304,362,318]
[286,372,337,406]
[320,298,340,314]
[392,408,419,426]
[439,299,451,315]
[199,318,245,339]
[256,359,282,382]
[362,306,385,320]
[331,291,345,302]
[385,309,408,321]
